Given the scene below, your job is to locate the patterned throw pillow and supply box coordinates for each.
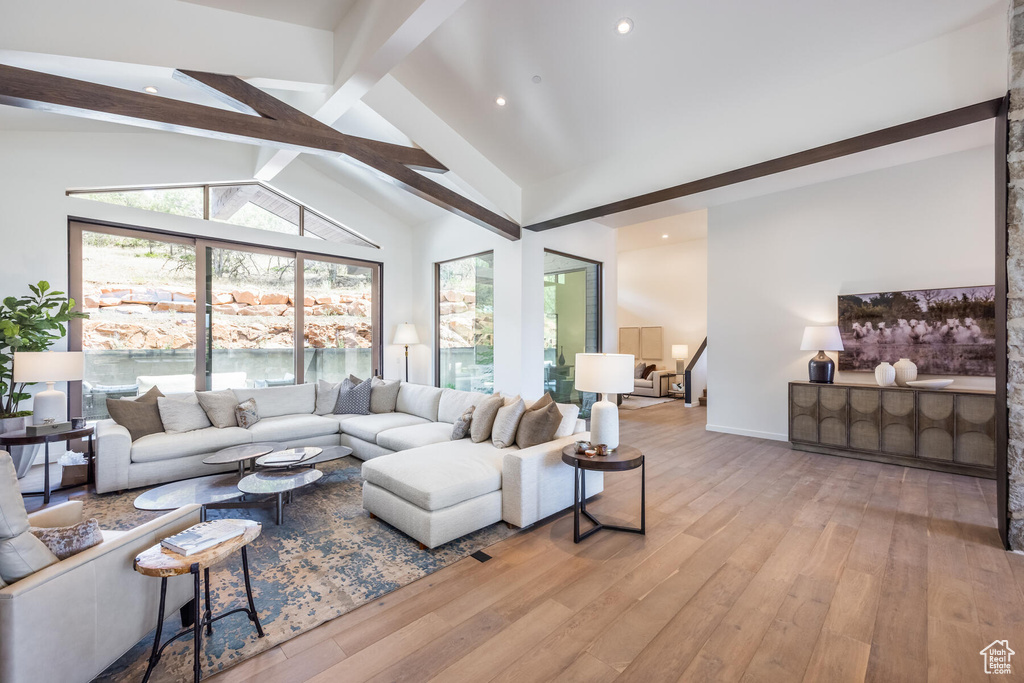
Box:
[334,378,372,415]
[235,398,260,428]
[451,406,475,440]
[30,518,103,561]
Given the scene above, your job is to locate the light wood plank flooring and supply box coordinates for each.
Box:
[210,401,1023,683]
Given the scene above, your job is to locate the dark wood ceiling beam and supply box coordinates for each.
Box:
[524,98,1004,232]
[0,65,524,238]
[172,69,447,173]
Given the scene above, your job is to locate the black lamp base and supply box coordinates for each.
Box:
[808,351,835,384]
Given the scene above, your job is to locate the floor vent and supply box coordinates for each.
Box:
[470,550,492,563]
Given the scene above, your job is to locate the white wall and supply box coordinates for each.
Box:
[410,215,618,399]
[0,130,418,409]
[617,236,708,375]
[707,145,995,440]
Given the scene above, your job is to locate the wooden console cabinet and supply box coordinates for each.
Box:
[788,381,995,478]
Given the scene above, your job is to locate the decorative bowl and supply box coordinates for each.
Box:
[906,379,954,390]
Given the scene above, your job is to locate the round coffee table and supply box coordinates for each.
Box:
[203,442,282,478]
[561,444,645,543]
[306,445,353,467]
[135,473,245,512]
[238,468,323,524]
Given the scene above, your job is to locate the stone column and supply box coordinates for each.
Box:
[1007,0,1024,548]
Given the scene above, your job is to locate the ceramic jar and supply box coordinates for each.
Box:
[894,358,918,387]
[874,362,896,387]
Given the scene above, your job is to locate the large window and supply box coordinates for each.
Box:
[69,182,377,248]
[436,252,494,393]
[543,250,601,416]
[70,222,381,420]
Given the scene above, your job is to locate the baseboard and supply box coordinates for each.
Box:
[705,424,788,442]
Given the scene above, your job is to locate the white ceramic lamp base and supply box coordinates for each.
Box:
[589,394,620,450]
[32,382,67,425]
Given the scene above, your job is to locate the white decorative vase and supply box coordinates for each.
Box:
[894,358,918,387]
[874,362,896,387]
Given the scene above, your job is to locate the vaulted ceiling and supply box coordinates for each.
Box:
[0,0,1008,233]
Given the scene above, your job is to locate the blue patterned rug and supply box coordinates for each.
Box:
[82,456,516,682]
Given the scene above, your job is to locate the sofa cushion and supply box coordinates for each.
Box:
[247,414,341,442]
[158,394,213,433]
[340,413,430,443]
[131,426,252,463]
[233,384,316,418]
[0,452,59,584]
[634,378,654,388]
[377,422,456,452]
[438,388,487,423]
[396,383,443,421]
[361,440,506,511]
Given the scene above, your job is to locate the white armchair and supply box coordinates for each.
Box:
[0,451,201,683]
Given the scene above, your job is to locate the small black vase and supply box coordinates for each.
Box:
[808,351,835,383]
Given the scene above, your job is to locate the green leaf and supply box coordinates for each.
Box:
[38,281,49,293]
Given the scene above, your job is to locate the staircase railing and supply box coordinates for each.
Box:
[684,337,707,406]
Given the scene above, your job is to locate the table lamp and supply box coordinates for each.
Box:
[575,353,635,450]
[13,351,84,424]
[800,326,844,384]
[393,323,419,382]
[671,344,689,374]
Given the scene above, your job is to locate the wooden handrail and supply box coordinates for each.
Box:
[684,337,708,405]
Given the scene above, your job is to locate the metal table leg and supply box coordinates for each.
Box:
[140,578,168,683]
[43,440,50,504]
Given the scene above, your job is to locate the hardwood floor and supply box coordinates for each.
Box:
[209,400,1023,683]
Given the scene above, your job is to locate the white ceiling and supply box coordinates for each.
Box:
[393,0,1002,187]
[179,0,356,31]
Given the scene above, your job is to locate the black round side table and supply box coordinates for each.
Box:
[561,444,645,543]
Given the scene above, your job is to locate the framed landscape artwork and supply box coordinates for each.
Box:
[837,286,995,376]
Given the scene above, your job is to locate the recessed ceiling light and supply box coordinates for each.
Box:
[616,18,634,34]
[662,234,669,239]
[495,96,507,106]
[144,86,159,94]
[532,75,542,84]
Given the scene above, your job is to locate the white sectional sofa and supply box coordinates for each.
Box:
[96,382,602,548]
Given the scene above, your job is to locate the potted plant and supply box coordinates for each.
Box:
[0,281,89,433]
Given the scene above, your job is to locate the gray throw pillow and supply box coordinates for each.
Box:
[451,406,475,440]
[158,394,213,433]
[516,401,563,449]
[634,362,645,379]
[235,398,259,428]
[370,377,402,413]
[470,394,504,443]
[196,389,238,428]
[334,378,372,415]
[315,379,342,416]
[30,518,103,560]
[491,398,525,449]
[106,386,165,441]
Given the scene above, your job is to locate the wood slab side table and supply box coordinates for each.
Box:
[134,519,265,683]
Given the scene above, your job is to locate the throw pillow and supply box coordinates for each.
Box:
[334,378,372,415]
[451,406,475,440]
[196,389,238,428]
[314,379,342,416]
[30,518,103,561]
[634,362,645,379]
[235,398,259,428]
[526,392,554,412]
[553,403,581,438]
[516,401,563,449]
[106,386,165,441]
[641,364,657,379]
[491,398,526,448]
[370,377,402,413]
[157,394,213,433]
[470,393,504,443]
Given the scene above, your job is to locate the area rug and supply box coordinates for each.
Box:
[620,395,676,410]
[81,455,517,682]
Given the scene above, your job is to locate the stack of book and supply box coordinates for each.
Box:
[161,520,246,556]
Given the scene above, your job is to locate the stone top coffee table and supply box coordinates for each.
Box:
[237,468,323,525]
[254,446,322,469]
[135,473,244,513]
[203,442,282,478]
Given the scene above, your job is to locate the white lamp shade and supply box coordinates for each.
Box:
[800,326,844,352]
[574,353,635,394]
[13,351,84,382]
[393,323,419,346]
[671,344,689,359]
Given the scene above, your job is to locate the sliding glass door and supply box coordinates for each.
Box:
[70,222,381,420]
[436,252,494,393]
[543,250,601,415]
